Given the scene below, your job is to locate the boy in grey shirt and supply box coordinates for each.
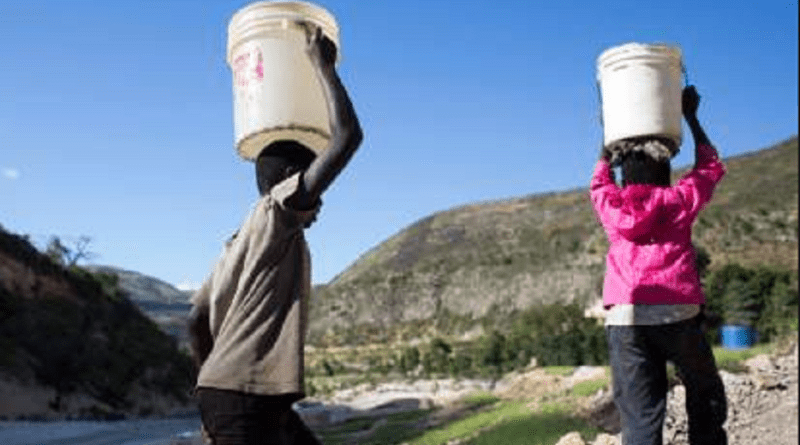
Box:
[189,27,362,444]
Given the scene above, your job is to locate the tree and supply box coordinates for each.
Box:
[398,346,420,374]
[480,330,506,377]
[756,269,798,341]
[705,264,751,323]
[45,235,97,267]
[706,263,798,340]
[722,278,762,327]
[429,337,452,373]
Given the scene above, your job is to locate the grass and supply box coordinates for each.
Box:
[570,375,610,398]
[408,400,532,445]
[712,342,775,373]
[406,400,601,445]
[461,391,502,408]
[465,403,601,445]
[543,366,575,377]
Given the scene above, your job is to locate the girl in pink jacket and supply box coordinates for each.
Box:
[591,86,728,445]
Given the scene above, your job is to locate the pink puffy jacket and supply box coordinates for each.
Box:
[590,144,726,306]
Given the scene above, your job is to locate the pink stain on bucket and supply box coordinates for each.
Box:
[232,49,264,87]
[255,52,264,80]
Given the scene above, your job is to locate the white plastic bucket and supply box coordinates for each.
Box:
[227,1,340,160]
[597,43,684,148]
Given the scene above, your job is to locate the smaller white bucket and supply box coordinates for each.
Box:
[597,43,684,149]
[227,1,340,160]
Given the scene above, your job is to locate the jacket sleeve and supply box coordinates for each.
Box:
[671,144,727,220]
[590,160,617,210]
[589,160,620,228]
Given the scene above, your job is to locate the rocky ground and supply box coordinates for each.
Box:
[169,340,799,444]
[561,340,799,445]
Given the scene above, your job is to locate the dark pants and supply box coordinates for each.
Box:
[606,316,727,445]
[197,388,322,445]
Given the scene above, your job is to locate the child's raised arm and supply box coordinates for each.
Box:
[683,86,713,164]
[291,27,363,209]
[671,86,726,219]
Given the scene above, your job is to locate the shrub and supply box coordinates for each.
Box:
[509,303,608,367]
[705,263,798,343]
[398,346,421,373]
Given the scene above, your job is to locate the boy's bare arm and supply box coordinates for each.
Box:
[292,27,363,209]
[188,304,213,373]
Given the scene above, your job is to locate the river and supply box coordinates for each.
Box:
[0,417,202,445]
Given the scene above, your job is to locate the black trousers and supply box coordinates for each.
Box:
[197,388,322,445]
[606,316,728,445]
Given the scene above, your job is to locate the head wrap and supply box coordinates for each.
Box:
[603,137,678,167]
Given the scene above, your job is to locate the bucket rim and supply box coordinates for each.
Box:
[227,1,339,60]
[597,42,682,66]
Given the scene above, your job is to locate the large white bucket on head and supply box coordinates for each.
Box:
[597,43,684,148]
[227,1,339,161]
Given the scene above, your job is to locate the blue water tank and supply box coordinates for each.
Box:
[720,325,756,349]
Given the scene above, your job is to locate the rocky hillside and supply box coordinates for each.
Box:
[0,228,194,419]
[85,265,193,346]
[309,137,798,345]
[85,265,193,304]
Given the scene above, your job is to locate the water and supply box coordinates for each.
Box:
[0,417,202,445]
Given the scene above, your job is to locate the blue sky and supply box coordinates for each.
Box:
[1,0,797,289]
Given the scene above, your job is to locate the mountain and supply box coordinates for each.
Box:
[0,229,194,419]
[85,265,193,305]
[308,137,799,346]
[84,265,194,347]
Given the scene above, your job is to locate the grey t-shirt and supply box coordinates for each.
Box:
[192,173,318,396]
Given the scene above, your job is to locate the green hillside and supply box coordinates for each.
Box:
[309,137,798,346]
[0,228,193,418]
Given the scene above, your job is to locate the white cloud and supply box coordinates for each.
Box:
[2,168,20,180]
[176,280,200,292]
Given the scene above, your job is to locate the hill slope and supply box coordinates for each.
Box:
[85,265,194,346]
[310,137,798,345]
[0,228,193,419]
[85,265,193,305]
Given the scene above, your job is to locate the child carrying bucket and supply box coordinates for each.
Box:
[189,14,363,445]
[591,45,728,443]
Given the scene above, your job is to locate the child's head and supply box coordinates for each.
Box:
[255,140,316,195]
[620,150,671,187]
[613,137,675,187]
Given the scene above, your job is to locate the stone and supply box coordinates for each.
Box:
[555,431,586,445]
[590,433,620,445]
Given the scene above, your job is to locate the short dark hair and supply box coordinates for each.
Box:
[620,150,671,187]
[255,140,316,195]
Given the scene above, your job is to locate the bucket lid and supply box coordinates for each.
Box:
[227,1,339,61]
[597,42,682,79]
